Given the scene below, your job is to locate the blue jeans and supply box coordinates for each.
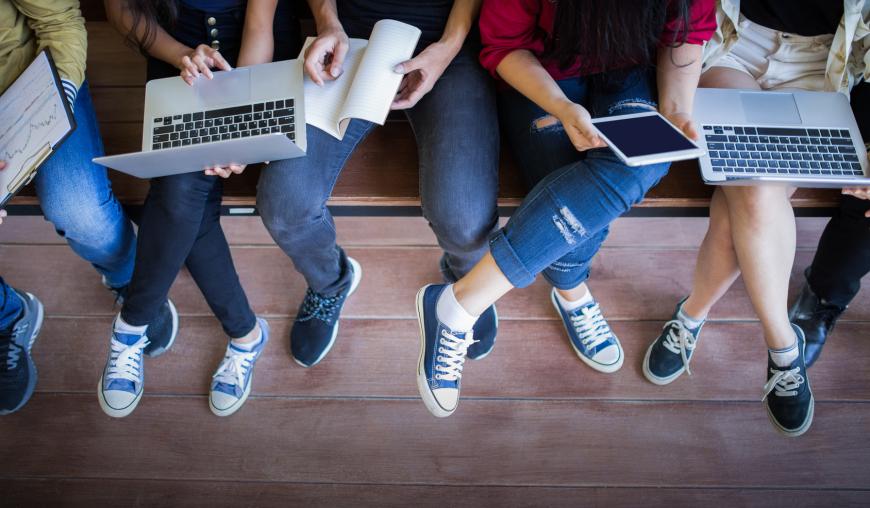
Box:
[258,46,499,294]
[490,70,670,289]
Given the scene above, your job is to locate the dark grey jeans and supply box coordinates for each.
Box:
[258,47,500,295]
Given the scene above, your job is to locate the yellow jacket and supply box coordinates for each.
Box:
[0,0,87,103]
[703,0,870,95]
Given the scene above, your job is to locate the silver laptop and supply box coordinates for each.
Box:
[93,59,307,178]
[694,88,870,187]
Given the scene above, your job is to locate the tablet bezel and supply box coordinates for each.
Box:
[591,111,705,167]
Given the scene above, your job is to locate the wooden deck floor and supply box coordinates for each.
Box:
[0,216,868,507]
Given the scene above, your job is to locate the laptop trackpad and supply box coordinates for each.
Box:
[741,92,802,125]
[195,68,251,107]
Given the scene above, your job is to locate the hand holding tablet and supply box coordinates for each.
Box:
[592,111,706,166]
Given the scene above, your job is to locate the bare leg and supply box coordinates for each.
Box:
[682,188,741,318]
[452,252,514,316]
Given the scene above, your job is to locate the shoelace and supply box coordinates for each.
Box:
[213,347,257,388]
[106,335,149,383]
[661,319,698,375]
[762,367,805,401]
[434,329,476,382]
[0,318,30,373]
[569,304,613,350]
[297,289,342,324]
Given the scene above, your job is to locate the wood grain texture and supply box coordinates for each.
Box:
[1,396,868,488]
[27,317,870,401]
[2,479,868,508]
[1,244,866,321]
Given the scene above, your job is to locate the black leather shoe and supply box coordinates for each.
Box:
[788,283,845,368]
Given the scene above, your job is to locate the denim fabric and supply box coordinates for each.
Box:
[33,82,136,288]
[0,279,23,331]
[121,3,300,337]
[258,46,499,294]
[490,70,670,289]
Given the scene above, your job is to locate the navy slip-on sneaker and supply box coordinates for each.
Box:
[789,282,844,368]
[143,299,179,358]
[291,257,362,367]
[210,317,270,417]
[763,324,814,437]
[550,290,623,373]
[643,300,704,385]
[466,305,497,360]
[0,290,44,415]
[416,284,476,418]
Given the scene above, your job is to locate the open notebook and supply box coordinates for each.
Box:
[300,19,421,140]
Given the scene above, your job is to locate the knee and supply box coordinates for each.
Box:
[149,174,216,223]
[425,203,497,250]
[724,186,788,221]
[41,191,124,247]
[257,184,326,239]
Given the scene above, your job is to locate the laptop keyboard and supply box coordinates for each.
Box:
[150,98,295,150]
[702,125,864,177]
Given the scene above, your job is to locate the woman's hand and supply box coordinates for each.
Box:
[304,25,349,86]
[553,101,607,152]
[661,110,699,140]
[843,186,870,217]
[204,164,247,178]
[391,41,457,110]
[178,44,232,85]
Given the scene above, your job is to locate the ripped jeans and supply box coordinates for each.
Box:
[490,69,670,289]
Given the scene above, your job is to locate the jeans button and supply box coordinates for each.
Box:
[207,17,217,26]
[210,28,219,38]
[211,40,220,50]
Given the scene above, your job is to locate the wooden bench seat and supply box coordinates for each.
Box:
[8,19,842,216]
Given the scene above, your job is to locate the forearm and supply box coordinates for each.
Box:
[439,0,481,52]
[104,0,191,68]
[306,0,342,32]
[238,0,278,66]
[496,49,572,116]
[656,43,703,116]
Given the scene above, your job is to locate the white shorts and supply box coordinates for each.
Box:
[708,16,834,92]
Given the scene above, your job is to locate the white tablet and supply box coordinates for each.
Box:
[591,111,705,167]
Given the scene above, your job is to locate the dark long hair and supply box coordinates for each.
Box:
[120,0,178,53]
[547,0,692,73]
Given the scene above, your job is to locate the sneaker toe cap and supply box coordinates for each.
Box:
[102,389,138,410]
[210,390,240,411]
[432,388,459,412]
[592,344,621,365]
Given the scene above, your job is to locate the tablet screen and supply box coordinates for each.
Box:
[595,114,696,157]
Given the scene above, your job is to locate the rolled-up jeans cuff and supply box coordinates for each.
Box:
[542,267,590,291]
[488,230,536,289]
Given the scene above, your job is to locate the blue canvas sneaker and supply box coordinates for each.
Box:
[291,257,362,367]
[210,317,270,417]
[763,324,814,437]
[0,290,44,415]
[466,305,497,360]
[98,320,149,418]
[416,284,477,418]
[643,300,704,385]
[550,289,623,373]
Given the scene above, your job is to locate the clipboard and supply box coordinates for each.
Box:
[0,48,77,208]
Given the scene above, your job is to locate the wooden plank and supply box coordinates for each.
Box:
[1,396,868,488]
[2,479,868,508]
[28,317,870,401]
[0,215,830,250]
[1,244,865,322]
[86,23,145,87]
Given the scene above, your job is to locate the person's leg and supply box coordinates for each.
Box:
[0,277,44,415]
[258,121,374,367]
[0,279,24,331]
[33,83,136,289]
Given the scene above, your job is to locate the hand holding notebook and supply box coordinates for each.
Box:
[300,19,421,140]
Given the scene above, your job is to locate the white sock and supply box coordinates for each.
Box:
[231,327,263,351]
[554,287,594,311]
[436,285,478,332]
[769,338,799,367]
[114,314,147,335]
[677,306,705,330]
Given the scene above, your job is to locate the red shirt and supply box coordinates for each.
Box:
[479,0,717,80]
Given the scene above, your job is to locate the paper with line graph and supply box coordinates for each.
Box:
[0,50,74,207]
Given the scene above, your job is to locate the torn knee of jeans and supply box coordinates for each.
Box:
[531,114,563,132]
[607,98,658,116]
[551,206,588,246]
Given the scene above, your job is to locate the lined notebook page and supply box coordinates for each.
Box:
[300,37,368,138]
[339,20,421,126]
